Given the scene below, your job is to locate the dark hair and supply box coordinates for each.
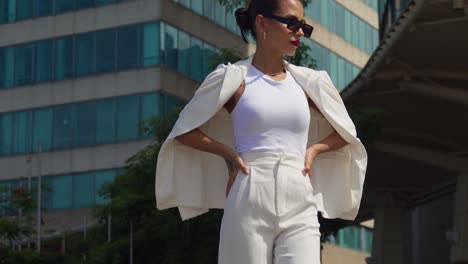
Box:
[234,0,281,43]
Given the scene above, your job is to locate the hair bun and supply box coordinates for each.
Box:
[235,7,250,30]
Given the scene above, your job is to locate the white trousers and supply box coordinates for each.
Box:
[218,151,321,264]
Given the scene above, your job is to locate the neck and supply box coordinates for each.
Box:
[251,49,285,75]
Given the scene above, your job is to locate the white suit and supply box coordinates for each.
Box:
[155,53,368,221]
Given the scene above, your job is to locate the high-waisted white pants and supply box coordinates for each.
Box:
[218,151,321,264]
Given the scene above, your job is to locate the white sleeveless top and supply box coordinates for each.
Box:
[231,65,310,157]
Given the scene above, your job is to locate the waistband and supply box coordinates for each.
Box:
[239,151,304,170]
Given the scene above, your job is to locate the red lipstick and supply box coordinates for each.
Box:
[290,40,300,47]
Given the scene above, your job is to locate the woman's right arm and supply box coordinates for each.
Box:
[174,128,235,161]
[175,128,249,197]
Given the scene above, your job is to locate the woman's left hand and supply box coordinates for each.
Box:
[302,146,319,176]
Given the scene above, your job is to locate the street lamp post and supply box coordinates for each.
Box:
[36,142,42,252]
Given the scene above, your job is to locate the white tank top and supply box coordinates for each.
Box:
[231,65,310,157]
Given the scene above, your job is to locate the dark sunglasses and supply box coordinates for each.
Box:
[262,14,314,38]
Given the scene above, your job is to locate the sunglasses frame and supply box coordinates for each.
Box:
[262,14,314,38]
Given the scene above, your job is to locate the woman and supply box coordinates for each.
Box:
[155,0,367,263]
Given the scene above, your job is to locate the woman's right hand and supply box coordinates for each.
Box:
[224,152,249,198]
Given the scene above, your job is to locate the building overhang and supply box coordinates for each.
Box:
[341,0,468,220]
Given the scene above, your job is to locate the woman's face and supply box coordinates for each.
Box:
[258,0,305,56]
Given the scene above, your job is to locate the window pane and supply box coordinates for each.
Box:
[73,101,95,147]
[16,0,33,20]
[191,0,202,15]
[13,111,32,154]
[162,23,178,70]
[76,0,93,9]
[0,114,12,156]
[177,31,190,76]
[95,170,116,205]
[203,0,214,20]
[50,176,72,209]
[141,93,161,138]
[96,99,116,144]
[96,0,113,5]
[329,52,338,86]
[32,108,52,152]
[117,95,139,141]
[53,105,72,149]
[55,37,74,80]
[202,43,216,78]
[14,43,34,86]
[0,47,14,89]
[73,172,94,208]
[96,29,115,73]
[117,25,139,70]
[142,22,160,66]
[165,94,184,113]
[35,40,53,83]
[75,32,95,77]
[321,0,329,28]
[55,0,74,13]
[338,57,345,89]
[214,1,225,27]
[190,38,203,82]
[35,0,53,16]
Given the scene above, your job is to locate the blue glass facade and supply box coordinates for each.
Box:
[0,92,185,156]
[174,0,379,55]
[173,0,374,89]
[0,21,220,89]
[0,168,121,213]
[325,225,374,253]
[0,0,131,24]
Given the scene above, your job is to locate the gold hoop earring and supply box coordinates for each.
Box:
[263,32,266,40]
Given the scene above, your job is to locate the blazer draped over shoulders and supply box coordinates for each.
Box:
[155,54,368,221]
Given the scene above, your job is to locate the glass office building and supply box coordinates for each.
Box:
[0,0,377,257]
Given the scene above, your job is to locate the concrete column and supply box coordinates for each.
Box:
[451,175,468,263]
[369,207,404,264]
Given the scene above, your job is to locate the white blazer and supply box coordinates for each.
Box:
[155,54,368,221]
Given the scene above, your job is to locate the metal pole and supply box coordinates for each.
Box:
[107,213,112,242]
[62,232,66,255]
[26,154,32,249]
[18,179,23,251]
[84,216,87,239]
[36,143,42,252]
[129,220,133,264]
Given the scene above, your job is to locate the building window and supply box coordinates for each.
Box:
[177,30,191,76]
[35,0,53,16]
[54,0,75,13]
[14,43,34,86]
[0,114,12,156]
[32,108,52,152]
[53,105,73,150]
[162,23,178,71]
[189,38,203,82]
[75,32,95,77]
[73,101,95,147]
[117,95,139,141]
[95,170,116,205]
[55,36,74,80]
[96,29,116,73]
[35,40,53,83]
[142,22,160,67]
[73,172,94,208]
[96,99,117,145]
[13,111,32,154]
[16,0,33,20]
[117,25,139,70]
[0,47,14,89]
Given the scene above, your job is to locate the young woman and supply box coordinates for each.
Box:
[155,0,368,263]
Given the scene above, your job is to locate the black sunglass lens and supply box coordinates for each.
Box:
[302,25,313,37]
[287,19,302,32]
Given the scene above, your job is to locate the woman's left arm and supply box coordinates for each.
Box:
[302,130,349,176]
